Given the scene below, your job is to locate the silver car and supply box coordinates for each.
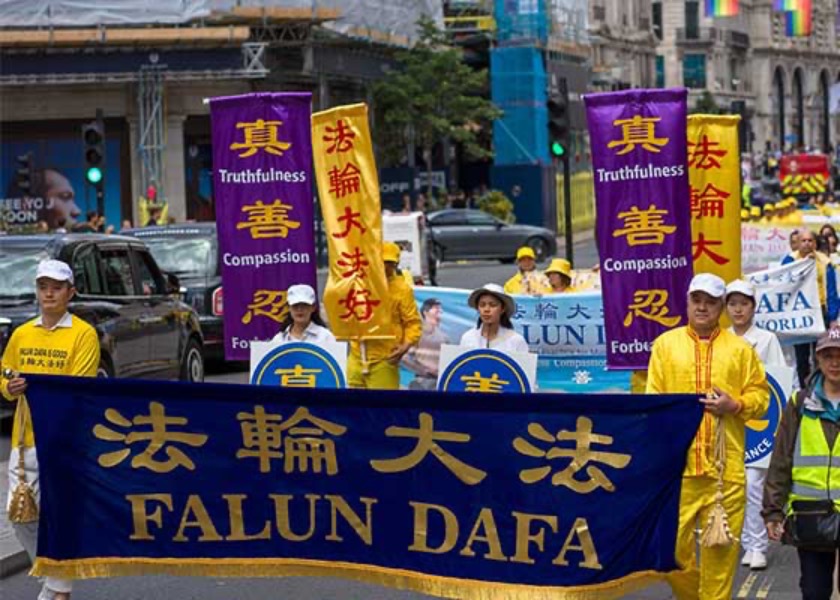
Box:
[426,209,557,263]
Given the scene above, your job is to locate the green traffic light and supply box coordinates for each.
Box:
[551,141,566,157]
[86,167,103,184]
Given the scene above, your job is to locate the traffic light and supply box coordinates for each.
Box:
[547,84,570,160]
[82,118,104,185]
[82,113,105,212]
[14,152,34,194]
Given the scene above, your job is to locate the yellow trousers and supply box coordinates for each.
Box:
[667,476,745,600]
[347,354,400,390]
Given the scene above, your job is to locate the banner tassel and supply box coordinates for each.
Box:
[700,414,736,547]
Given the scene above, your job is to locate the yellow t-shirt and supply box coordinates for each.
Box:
[1,313,100,447]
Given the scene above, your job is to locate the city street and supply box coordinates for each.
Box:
[0,241,807,599]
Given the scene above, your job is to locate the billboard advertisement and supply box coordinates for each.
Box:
[0,130,124,232]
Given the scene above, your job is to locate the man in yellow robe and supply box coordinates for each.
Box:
[503,246,550,295]
[347,242,422,389]
[647,272,768,600]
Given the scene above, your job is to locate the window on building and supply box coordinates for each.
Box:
[729,57,739,91]
[656,56,665,88]
[652,2,663,40]
[685,1,699,39]
[683,54,706,89]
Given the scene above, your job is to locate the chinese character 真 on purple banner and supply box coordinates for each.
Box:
[584,88,694,370]
[210,92,316,361]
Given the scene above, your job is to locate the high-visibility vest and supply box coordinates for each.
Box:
[789,410,840,512]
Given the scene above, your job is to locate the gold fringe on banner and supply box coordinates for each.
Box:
[33,556,674,600]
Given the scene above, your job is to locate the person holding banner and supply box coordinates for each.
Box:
[270,284,335,344]
[763,325,840,600]
[460,283,528,353]
[347,242,422,390]
[503,246,550,296]
[1,259,100,600]
[725,279,785,571]
[544,258,577,293]
[782,229,839,388]
[647,273,768,600]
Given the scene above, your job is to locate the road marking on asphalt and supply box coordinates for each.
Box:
[756,575,774,599]
[736,572,758,599]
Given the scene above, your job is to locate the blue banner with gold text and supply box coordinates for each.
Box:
[27,376,702,600]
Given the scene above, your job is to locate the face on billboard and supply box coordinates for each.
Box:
[42,168,82,228]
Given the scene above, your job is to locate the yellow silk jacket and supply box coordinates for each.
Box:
[646,326,769,485]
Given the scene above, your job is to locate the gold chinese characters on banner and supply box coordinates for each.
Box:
[687,115,741,282]
[312,103,391,340]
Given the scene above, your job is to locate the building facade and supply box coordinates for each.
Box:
[654,0,840,154]
[0,2,440,230]
[588,0,659,90]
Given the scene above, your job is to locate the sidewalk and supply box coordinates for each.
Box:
[0,460,30,578]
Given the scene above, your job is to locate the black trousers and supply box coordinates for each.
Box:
[799,548,840,600]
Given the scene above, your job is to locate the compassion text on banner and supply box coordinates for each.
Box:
[584,89,694,370]
[27,376,702,600]
[209,93,316,360]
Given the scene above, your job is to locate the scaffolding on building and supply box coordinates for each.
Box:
[138,66,166,204]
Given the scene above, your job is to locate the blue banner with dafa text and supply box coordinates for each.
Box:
[27,376,702,599]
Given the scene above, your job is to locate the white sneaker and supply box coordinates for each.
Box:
[741,551,753,566]
[750,552,768,570]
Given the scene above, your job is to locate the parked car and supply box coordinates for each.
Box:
[123,223,223,360]
[426,209,557,264]
[0,233,204,382]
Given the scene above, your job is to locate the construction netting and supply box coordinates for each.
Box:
[0,0,442,45]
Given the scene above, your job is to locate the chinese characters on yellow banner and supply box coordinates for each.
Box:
[687,115,742,282]
[312,104,391,340]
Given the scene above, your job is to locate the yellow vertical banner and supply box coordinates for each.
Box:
[312,103,391,340]
[687,115,742,282]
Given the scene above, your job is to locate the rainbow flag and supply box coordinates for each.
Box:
[784,0,812,36]
[706,0,739,16]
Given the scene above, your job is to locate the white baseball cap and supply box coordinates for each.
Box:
[688,273,725,298]
[286,284,316,306]
[725,279,755,300]
[35,259,74,285]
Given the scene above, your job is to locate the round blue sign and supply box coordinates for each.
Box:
[251,342,346,389]
[437,349,532,394]
[745,371,787,465]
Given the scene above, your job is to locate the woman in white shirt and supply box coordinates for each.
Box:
[271,284,336,344]
[724,278,785,573]
[459,283,529,353]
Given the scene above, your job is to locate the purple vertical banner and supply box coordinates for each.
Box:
[584,88,694,370]
[209,93,315,360]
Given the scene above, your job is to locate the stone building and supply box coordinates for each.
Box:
[588,0,659,90]
[654,0,840,153]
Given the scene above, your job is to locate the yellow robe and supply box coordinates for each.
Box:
[348,273,422,389]
[646,326,768,485]
[503,270,551,295]
[647,325,768,600]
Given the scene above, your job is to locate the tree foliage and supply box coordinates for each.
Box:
[691,90,721,115]
[373,17,501,183]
